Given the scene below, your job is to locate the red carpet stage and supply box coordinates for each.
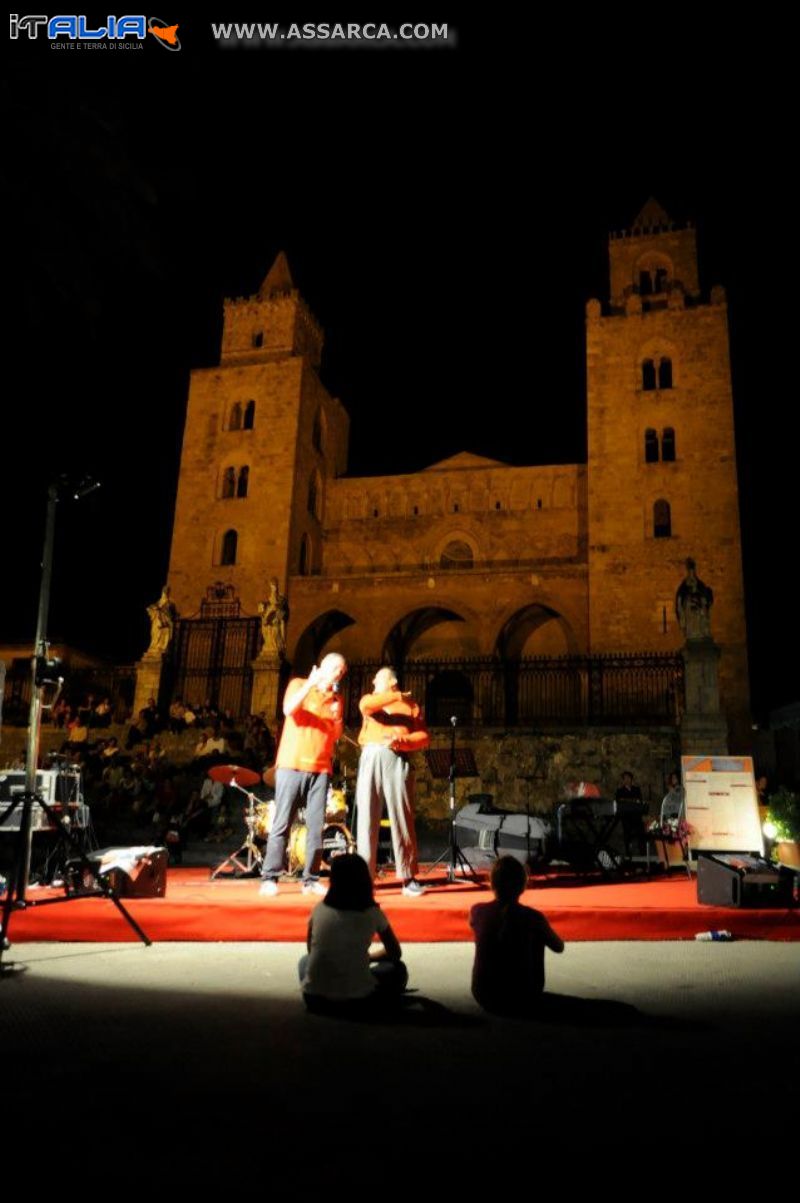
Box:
[7,867,799,943]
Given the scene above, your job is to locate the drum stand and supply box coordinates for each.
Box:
[211,780,264,879]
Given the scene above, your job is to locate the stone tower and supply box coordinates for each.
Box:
[167,253,350,616]
[586,199,750,743]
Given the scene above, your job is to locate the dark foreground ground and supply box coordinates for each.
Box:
[2,937,797,1186]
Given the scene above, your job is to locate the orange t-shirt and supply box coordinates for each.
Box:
[276,678,343,773]
[358,689,430,754]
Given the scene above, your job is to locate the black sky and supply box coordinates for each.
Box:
[3,16,797,719]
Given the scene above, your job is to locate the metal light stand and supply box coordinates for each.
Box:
[1,477,151,968]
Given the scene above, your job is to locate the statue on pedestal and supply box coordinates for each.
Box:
[145,585,177,656]
[258,578,289,658]
[675,558,714,640]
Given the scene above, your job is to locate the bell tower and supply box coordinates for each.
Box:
[167,252,350,618]
[586,199,750,743]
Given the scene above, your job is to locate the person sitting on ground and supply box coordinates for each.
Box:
[469,856,564,1017]
[299,853,409,1016]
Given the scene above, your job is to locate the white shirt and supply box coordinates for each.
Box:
[302,903,389,1000]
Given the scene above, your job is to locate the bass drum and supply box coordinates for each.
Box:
[288,823,352,873]
[325,787,348,825]
[252,801,274,840]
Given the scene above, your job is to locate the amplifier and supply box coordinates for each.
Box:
[454,801,551,867]
[65,846,168,898]
[697,854,796,908]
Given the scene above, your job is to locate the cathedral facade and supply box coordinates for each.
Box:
[165,200,750,743]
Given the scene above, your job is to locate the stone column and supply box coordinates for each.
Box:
[133,653,165,718]
[679,636,729,755]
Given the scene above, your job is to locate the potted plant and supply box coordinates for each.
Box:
[764,788,800,868]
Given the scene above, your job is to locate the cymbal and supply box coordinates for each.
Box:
[262,764,277,789]
[208,764,261,787]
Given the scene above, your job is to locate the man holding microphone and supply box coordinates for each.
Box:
[259,652,347,896]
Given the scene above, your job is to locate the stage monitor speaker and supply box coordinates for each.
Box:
[454,802,551,867]
[696,853,796,908]
[65,846,168,898]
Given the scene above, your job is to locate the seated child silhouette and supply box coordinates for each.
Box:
[470,856,564,1016]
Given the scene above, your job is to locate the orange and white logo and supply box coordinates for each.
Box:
[148,16,180,50]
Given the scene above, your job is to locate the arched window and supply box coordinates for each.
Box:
[243,400,255,429]
[229,402,242,431]
[654,267,669,293]
[662,428,676,462]
[440,540,474,570]
[639,270,653,296]
[653,500,671,539]
[642,359,657,391]
[236,466,249,498]
[253,331,263,348]
[221,529,238,565]
[312,407,325,454]
[658,357,673,389]
[645,429,659,464]
[308,471,321,519]
[299,534,310,576]
[221,467,236,498]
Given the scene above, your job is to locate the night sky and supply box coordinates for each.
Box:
[4,16,797,720]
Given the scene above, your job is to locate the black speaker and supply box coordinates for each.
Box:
[65,846,168,898]
[454,801,551,867]
[697,853,796,908]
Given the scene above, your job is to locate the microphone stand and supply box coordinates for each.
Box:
[424,716,480,885]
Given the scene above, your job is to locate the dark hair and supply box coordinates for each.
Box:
[490,856,528,904]
[324,854,376,911]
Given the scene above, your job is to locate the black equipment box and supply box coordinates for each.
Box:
[454,800,551,867]
[65,846,168,898]
[697,854,796,909]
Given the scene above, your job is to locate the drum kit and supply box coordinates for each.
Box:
[209,764,355,880]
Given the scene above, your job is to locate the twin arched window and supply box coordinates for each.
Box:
[645,428,676,463]
[228,400,255,431]
[642,357,673,391]
[221,466,249,498]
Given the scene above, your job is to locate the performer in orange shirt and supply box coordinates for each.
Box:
[356,667,429,897]
[259,652,347,897]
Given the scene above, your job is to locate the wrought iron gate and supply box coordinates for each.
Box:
[164,616,260,718]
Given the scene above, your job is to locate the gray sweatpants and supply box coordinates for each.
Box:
[356,743,419,881]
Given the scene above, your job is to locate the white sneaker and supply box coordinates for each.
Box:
[302,880,327,896]
[259,880,279,897]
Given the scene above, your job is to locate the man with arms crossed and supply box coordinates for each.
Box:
[356,667,429,897]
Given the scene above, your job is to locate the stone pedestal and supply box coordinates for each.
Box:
[679,637,729,755]
[251,654,282,722]
[133,654,165,718]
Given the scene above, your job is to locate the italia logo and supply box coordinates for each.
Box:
[9,14,182,50]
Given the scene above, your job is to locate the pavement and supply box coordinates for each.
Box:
[2,936,797,1184]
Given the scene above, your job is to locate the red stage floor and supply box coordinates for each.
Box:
[7,867,799,943]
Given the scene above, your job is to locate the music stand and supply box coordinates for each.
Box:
[423,718,481,885]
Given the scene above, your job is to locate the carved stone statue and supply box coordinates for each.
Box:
[146,585,177,656]
[258,578,289,658]
[675,558,714,640]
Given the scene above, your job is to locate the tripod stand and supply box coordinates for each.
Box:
[423,717,481,885]
[210,768,267,879]
[1,477,150,968]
